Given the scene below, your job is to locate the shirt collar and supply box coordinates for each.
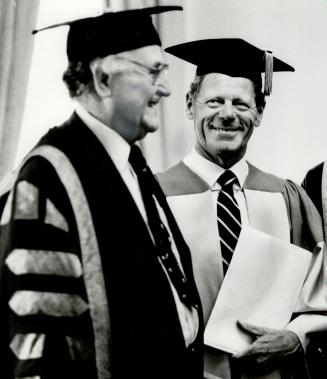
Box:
[183,147,248,189]
[75,103,131,174]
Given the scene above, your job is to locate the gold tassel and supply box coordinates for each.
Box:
[264,50,273,96]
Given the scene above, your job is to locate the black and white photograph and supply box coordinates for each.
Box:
[0,1,327,378]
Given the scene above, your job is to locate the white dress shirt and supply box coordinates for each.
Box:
[183,147,250,226]
[75,104,199,347]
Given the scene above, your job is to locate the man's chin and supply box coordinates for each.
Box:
[133,123,158,143]
[216,146,246,164]
[142,119,159,134]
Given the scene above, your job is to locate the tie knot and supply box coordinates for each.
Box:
[217,170,238,188]
[129,145,147,174]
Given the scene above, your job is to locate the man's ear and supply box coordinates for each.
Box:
[89,59,112,98]
[254,102,266,127]
[186,92,194,120]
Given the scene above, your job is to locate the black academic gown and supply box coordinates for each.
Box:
[302,161,324,218]
[302,161,327,379]
[0,113,203,379]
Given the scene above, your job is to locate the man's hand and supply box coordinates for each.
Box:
[233,321,301,374]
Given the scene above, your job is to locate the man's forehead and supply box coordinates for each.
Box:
[199,73,256,97]
[125,45,165,63]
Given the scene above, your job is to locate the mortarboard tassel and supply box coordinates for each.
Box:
[264,50,273,96]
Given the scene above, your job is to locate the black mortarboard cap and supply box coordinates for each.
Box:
[165,38,294,95]
[32,6,182,63]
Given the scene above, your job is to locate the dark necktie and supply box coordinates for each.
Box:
[129,145,196,309]
[217,170,242,274]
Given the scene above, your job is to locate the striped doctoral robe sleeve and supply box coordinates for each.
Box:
[0,157,96,379]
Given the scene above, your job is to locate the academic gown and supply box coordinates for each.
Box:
[0,113,204,379]
[157,160,327,379]
[302,162,324,225]
[302,160,327,378]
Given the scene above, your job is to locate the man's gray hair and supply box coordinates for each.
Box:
[62,53,137,98]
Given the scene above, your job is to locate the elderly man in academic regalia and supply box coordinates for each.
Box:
[157,39,327,379]
[0,7,205,379]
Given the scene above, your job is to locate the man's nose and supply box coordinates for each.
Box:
[156,73,171,97]
[219,102,235,121]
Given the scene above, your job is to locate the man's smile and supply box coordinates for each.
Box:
[207,121,242,133]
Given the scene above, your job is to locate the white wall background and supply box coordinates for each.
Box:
[16,0,327,184]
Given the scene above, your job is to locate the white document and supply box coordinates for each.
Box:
[204,226,312,354]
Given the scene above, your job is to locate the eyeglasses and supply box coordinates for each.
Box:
[116,56,169,85]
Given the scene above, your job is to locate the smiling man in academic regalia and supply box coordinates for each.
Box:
[157,39,327,379]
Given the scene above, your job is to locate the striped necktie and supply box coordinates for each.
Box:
[217,170,242,274]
